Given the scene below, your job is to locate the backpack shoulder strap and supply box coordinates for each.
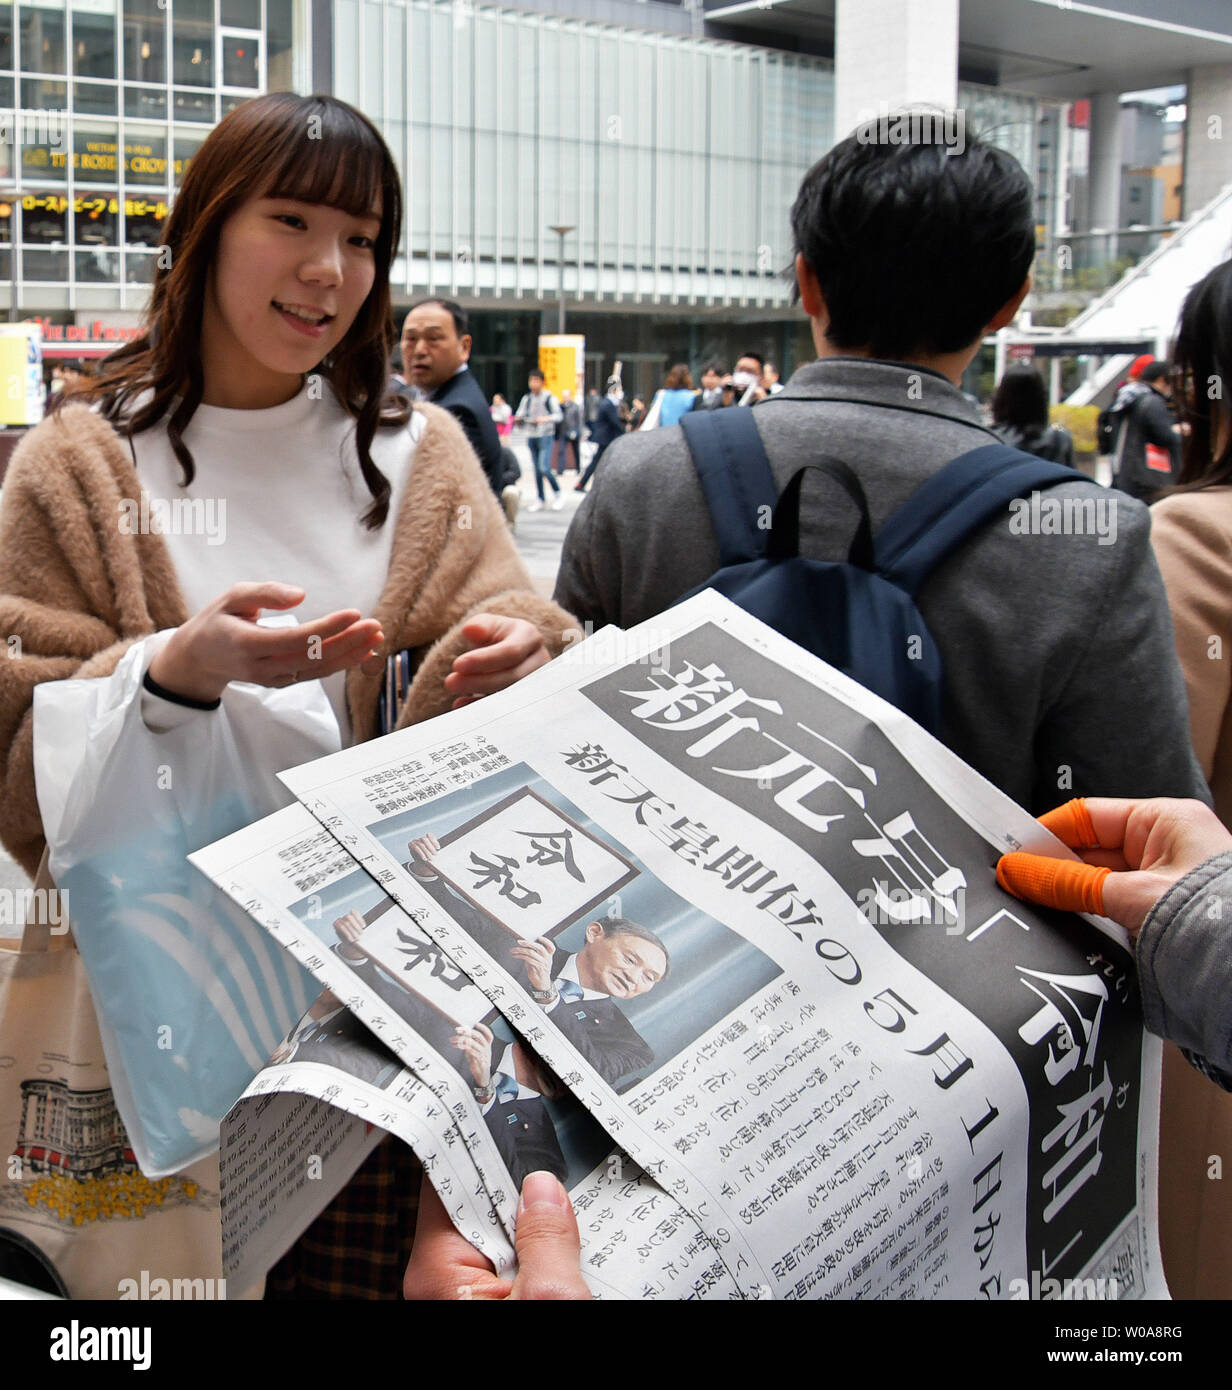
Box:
[681,405,778,564]
[876,443,1079,596]
[680,408,778,565]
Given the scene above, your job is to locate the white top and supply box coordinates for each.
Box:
[130,381,423,740]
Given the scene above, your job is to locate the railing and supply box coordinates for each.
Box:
[1031,224,1181,296]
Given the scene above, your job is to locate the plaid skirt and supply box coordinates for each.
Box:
[264,1137,423,1299]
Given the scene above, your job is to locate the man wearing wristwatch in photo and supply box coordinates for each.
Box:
[407,833,665,1091]
[453,1021,568,1188]
[510,922,664,1092]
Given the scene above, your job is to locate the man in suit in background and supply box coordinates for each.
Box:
[696,363,726,411]
[513,918,666,1091]
[401,298,505,497]
[575,377,626,493]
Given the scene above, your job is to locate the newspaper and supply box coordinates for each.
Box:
[198,803,681,1299]
[193,590,1165,1300]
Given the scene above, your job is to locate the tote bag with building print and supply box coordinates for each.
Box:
[0,857,226,1301]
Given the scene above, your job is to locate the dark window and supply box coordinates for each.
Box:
[172,86,213,121]
[221,32,258,87]
[267,0,291,89]
[124,84,166,118]
[172,0,213,86]
[0,5,14,71]
[23,248,69,281]
[220,0,259,27]
[73,7,116,79]
[20,75,68,112]
[74,80,118,115]
[123,0,165,84]
[20,8,65,74]
[123,193,167,245]
[20,192,67,244]
[74,189,118,245]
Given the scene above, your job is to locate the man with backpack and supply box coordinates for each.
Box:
[515,368,564,511]
[554,123,1205,814]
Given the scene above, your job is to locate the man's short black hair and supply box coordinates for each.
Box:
[790,117,1036,359]
[1141,360,1171,384]
[592,916,671,979]
[702,362,725,377]
[529,367,545,381]
[738,352,764,370]
[406,297,469,337]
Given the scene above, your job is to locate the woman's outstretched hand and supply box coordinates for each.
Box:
[148,582,385,703]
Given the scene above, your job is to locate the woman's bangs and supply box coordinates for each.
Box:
[260,116,388,225]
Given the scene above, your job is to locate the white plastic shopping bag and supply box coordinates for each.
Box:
[33,639,339,1175]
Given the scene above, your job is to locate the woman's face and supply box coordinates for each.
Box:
[201,195,382,408]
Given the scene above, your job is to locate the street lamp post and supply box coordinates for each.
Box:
[549,224,574,336]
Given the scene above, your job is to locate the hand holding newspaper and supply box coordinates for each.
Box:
[192,591,1164,1301]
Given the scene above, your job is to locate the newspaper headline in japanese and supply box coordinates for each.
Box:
[192,590,1163,1301]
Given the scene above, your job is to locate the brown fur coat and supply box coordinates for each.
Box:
[0,400,580,876]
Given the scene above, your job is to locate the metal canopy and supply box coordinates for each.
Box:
[703,0,1232,99]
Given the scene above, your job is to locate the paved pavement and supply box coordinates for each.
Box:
[505,440,589,597]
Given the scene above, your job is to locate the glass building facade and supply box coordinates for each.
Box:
[335,0,834,311]
[331,2,1061,395]
[0,0,1060,389]
[0,0,295,312]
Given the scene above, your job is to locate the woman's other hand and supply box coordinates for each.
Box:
[444,615,550,710]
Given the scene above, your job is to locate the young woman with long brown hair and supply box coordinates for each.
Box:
[0,92,579,1297]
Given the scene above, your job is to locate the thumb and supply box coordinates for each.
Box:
[510,1172,589,1301]
[1098,869,1178,940]
[223,581,306,615]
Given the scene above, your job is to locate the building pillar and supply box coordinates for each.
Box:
[1184,64,1232,216]
[834,0,958,142]
[1088,91,1123,266]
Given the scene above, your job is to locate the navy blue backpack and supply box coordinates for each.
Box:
[678,407,1079,738]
